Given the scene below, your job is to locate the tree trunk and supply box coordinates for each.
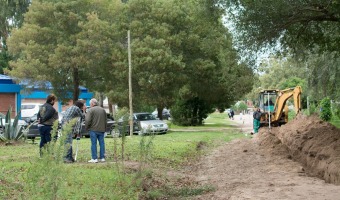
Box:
[73,68,80,103]
[108,100,113,114]
[157,107,163,120]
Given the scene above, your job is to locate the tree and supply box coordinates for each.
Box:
[7,0,254,124]
[7,0,118,103]
[0,0,30,73]
[306,51,340,101]
[224,0,340,57]
[104,0,254,121]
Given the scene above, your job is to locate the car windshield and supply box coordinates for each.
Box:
[135,113,156,121]
[21,105,36,110]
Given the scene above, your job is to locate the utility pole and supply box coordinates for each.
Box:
[128,30,133,136]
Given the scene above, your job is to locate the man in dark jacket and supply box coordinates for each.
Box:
[37,94,58,156]
[85,98,107,163]
[253,108,262,134]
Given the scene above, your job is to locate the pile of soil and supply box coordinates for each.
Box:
[189,113,340,199]
[258,114,340,185]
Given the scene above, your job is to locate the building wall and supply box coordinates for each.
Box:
[0,75,21,117]
[0,93,16,116]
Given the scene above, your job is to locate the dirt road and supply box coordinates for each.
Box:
[189,113,340,200]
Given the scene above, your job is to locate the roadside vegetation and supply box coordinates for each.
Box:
[0,112,245,199]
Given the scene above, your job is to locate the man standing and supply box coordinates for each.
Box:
[37,94,59,156]
[61,100,85,163]
[85,98,107,163]
[253,108,262,134]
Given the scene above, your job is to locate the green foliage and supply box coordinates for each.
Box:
[320,97,332,121]
[0,107,25,144]
[25,119,73,199]
[307,52,340,102]
[236,101,248,113]
[171,97,214,126]
[330,115,340,129]
[0,0,30,73]
[8,0,253,116]
[304,102,317,116]
[1,112,245,199]
[224,0,340,59]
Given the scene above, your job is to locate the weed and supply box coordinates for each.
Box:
[24,119,76,199]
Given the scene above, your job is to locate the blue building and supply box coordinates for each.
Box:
[0,74,21,116]
[0,74,93,116]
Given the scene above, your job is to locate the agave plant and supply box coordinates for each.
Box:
[0,107,26,144]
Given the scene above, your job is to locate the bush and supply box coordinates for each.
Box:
[0,107,26,144]
[320,97,332,121]
[171,98,214,126]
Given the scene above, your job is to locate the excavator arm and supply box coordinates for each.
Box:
[273,86,302,122]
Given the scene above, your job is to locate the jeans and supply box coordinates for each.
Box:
[39,125,52,148]
[39,125,52,156]
[90,131,105,159]
[253,119,260,133]
[64,131,74,161]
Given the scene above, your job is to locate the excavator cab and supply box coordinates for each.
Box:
[258,89,280,127]
[259,89,278,113]
[257,86,302,128]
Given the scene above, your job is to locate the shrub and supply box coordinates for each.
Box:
[171,98,214,126]
[0,107,26,144]
[320,97,332,121]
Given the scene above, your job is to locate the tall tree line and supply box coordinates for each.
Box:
[0,0,30,74]
[223,0,340,103]
[7,0,253,123]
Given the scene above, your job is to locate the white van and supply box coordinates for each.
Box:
[21,103,43,119]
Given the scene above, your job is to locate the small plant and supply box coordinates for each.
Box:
[0,107,25,144]
[320,97,332,121]
[25,119,76,199]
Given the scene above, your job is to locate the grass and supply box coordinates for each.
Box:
[0,112,246,199]
[331,115,340,128]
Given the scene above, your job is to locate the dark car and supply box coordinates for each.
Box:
[23,113,63,139]
[25,112,114,139]
[80,113,115,138]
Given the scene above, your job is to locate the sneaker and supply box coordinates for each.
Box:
[64,159,74,164]
[99,158,106,162]
[88,159,98,163]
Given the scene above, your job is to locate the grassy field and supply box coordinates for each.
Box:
[0,112,246,200]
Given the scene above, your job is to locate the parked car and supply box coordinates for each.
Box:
[21,103,43,120]
[80,113,115,138]
[111,112,169,137]
[152,108,171,120]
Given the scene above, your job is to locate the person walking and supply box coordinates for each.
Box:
[230,110,235,120]
[61,100,85,163]
[85,98,107,163]
[37,94,59,156]
[253,108,262,134]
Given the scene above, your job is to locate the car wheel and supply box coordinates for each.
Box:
[111,129,121,138]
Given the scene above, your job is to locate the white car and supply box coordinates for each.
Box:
[134,113,168,135]
[21,103,42,120]
[111,112,169,137]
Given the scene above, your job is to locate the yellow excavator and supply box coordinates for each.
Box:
[258,86,302,127]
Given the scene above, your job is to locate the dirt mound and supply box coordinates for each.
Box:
[258,114,340,185]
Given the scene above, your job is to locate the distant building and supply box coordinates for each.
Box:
[0,74,21,117]
[0,74,93,117]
